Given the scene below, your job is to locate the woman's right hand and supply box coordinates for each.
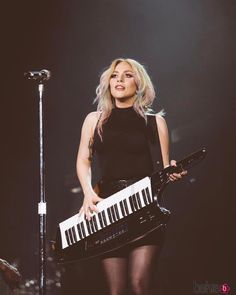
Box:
[79,190,103,220]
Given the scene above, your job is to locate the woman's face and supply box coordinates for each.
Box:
[109,61,137,103]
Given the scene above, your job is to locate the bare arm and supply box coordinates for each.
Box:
[156,115,187,181]
[155,115,170,168]
[76,112,102,219]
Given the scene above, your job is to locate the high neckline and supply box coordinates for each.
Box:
[114,105,134,110]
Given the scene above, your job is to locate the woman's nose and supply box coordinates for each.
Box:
[117,74,124,82]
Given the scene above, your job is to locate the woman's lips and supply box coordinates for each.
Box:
[115,85,125,90]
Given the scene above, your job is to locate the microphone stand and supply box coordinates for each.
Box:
[38,81,47,295]
[25,71,50,295]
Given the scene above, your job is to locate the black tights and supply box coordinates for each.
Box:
[102,244,162,295]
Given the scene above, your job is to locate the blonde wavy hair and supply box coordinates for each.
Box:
[94,58,157,136]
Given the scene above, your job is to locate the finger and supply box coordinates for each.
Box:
[85,209,91,221]
[172,173,182,179]
[169,173,181,181]
[90,204,99,213]
[169,174,176,181]
[170,160,177,166]
[82,204,90,220]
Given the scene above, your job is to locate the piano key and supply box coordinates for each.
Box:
[107,207,113,223]
[136,192,143,208]
[110,206,117,221]
[115,202,123,218]
[123,199,130,215]
[89,218,95,233]
[141,189,148,205]
[119,200,126,217]
[132,194,138,211]
[69,228,75,244]
[71,226,78,242]
[85,220,92,235]
[84,221,91,236]
[90,219,95,233]
[72,227,77,243]
[81,221,87,237]
[65,230,71,246]
[102,210,108,226]
[140,191,146,207]
[114,203,120,219]
[76,223,83,239]
[67,228,72,244]
[97,212,104,228]
[125,197,132,213]
[92,215,98,231]
[145,187,152,203]
[129,196,135,212]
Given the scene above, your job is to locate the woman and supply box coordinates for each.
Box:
[76,58,186,295]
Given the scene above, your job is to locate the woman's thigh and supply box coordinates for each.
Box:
[102,256,128,295]
[128,244,162,295]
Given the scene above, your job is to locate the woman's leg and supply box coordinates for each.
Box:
[102,256,128,295]
[128,244,162,295]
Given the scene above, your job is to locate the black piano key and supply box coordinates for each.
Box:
[142,189,148,205]
[110,206,117,221]
[81,222,86,237]
[65,230,71,245]
[107,207,113,223]
[67,228,73,244]
[72,226,78,242]
[129,196,135,212]
[132,194,138,210]
[102,211,108,226]
[90,218,95,233]
[123,199,129,215]
[119,200,126,217]
[92,215,98,231]
[145,187,152,203]
[85,219,92,235]
[76,223,83,239]
[98,212,104,228]
[69,228,75,244]
[136,192,142,208]
[114,203,120,219]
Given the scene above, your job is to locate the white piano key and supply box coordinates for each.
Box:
[139,192,146,207]
[73,225,80,242]
[125,198,132,214]
[117,202,123,218]
[103,209,111,226]
[93,214,101,230]
[82,220,89,237]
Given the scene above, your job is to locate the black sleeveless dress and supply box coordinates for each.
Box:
[93,106,166,256]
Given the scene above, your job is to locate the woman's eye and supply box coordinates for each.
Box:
[126,73,133,78]
[110,74,117,78]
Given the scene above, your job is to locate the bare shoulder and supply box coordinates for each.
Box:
[83,111,99,129]
[85,111,99,123]
[155,114,168,130]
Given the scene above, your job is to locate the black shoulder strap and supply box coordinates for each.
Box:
[146,114,164,172]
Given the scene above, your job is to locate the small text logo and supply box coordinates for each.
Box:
[193,281,231,294]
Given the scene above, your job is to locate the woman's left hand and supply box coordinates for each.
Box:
[168,160,187,182]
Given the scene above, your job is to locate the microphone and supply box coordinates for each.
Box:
[24,69,51,81]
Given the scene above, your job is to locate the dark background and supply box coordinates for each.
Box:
[1,1,235,294]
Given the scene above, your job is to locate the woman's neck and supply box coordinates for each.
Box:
[114,97,135,109]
